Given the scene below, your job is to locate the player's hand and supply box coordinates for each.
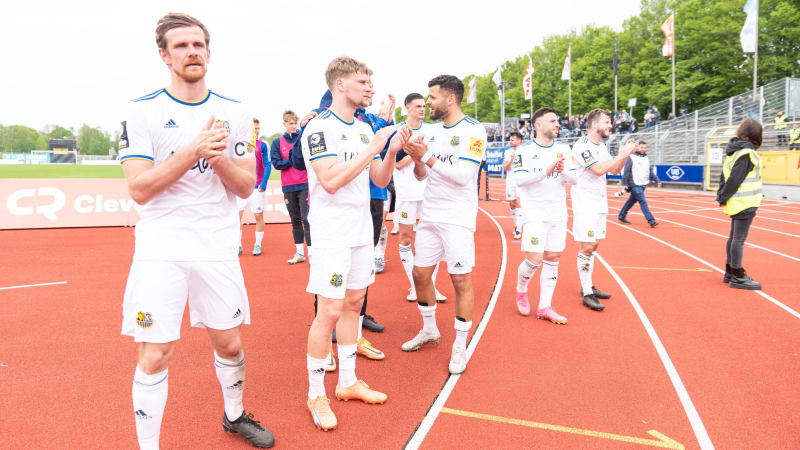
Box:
[619,140,636,158]
[404,134,427,160]
[193,115,228,160]
[546,157,565,176]
[300,111,318,128]
[388,125,411,154]
[372,124,400,154]
[379,94,396,122]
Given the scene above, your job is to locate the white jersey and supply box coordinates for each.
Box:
[571,136,613,214]
[420,116,487,231]
[393,121,428,202]
[513,140,576,222]
[119,88,254,261]
[301,109,379,249]
[503,146,517,185]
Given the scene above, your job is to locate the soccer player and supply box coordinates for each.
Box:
[270,110,311,264]
[503,131,524,239]
[571,109,635,311]
[394,93,446,303]
[401,75,487,375]
[237,118,271,256]
[513,107,577,323]
[119,13,273,449]
[302,56,410,431]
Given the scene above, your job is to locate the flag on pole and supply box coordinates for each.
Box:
[613,35,618,77]
[561,46,571,81]
[466,77,477,104]
[523,57,534,100]
[740,0,758,53]
[492,68,502,99]
[661,14,674,57]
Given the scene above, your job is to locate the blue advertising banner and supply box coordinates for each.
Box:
[484,146,507,175]
[608,164,703,183]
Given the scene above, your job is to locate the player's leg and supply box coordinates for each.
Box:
[618,187,637,223]
[285,191,307,264]
[300,190,311,258]
[535,221,568,324]
[509,197,522,239]
[517,220,545,315]
[188,261,272,447]
[252,189,266,256]
[573,213,605,311]
[442,223,476,375]
[237,203,246,254]
[122,261,188,450]
[403,222,442,352]
[374,207,389,267]
[397,201,417,300]
[633,186,658,226]
[370,199,386,273]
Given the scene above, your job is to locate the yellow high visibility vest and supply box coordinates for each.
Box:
[775,114,787,130]
[790,128,800,144]
[722,148,762,216]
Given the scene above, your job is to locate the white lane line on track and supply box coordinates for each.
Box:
[603,205,800,263]
[624,197,800,228]
[608,221,800,320]
[405,207,508,450]
[0,281,68,291]
[589,247,715,450]
[608,199,800,239]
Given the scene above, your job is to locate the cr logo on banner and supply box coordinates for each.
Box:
[6,188,65,220]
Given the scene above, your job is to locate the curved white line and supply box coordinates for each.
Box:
[405,207,508,449]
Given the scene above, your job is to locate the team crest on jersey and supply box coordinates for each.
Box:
[450,136,460,146]
[136,311,153,328]
[330,273,343,288]
[467,137,485,157]
[360,134,370,144]
[531,237,539,245]
[309,132,327,155]
[587,230,595,238]
[214,119,231,133]
[401,211,408,218]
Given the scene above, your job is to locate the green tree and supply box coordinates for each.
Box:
[46,125,76,140]
[77,124,113,155]
[0,125,47,152]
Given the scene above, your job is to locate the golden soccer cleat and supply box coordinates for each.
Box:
[307,396,337,431]
[335,380,387,404]
[326,347,337,372]
[357,336,385,360]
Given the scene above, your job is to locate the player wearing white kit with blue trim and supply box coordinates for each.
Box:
[119,14,273,449]
[400,75,487,376]
[512,107,577,324]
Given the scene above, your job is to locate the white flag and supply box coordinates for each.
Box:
[740,0,758,53]
[561,46,571,81]
[492,68,502,100]
[523,57,534,100]
[467,77,476,104]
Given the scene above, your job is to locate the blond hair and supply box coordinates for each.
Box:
[283,110,299,122]
[325,56,372,90]
[156,13,210,50]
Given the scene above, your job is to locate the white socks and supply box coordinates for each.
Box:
[399,244,414,287]
[132,365,168,450]
[295,243,304,256]
[432,263,440,284]
[511,208,522,232]
[357,315,363,340]
[419,304,438,332]
[254,231,264,246]
[577,253,593,295]
[517,259,540,293]
[307,354,327,399]
[375,226,388,260]
[337,344,358,388]
[539,261,559,309]
[454,318,472,346]
[214,351,245,421]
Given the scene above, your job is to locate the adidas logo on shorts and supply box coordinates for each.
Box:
[232,308,242,319]
[454,262,463,268]
[164,119,179,128]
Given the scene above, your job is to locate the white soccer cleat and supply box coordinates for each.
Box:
[406,288,417,302]
[435,289,447,303]
[401,328,441,352]
[288,253,306,265]
[391,223,399,235]
[448,342,467,375]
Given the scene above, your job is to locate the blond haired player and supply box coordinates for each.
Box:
[301,56,410,431]
[119,13,273,449]
[401,75,487,375]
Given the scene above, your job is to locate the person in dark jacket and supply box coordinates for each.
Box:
[717,119,763,290]
[617,140,660,227]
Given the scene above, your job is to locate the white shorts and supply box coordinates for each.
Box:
[121,260,250,343]
[307,244,375,299]
[237,189,266,213]
[573,213,607,243]
[396,200,422,225]
[505,181,518,201]
[522,220,567,253]
[414,222,474,274]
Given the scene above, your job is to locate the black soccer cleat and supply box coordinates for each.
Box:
[362,314,385,333]
[582,294,605,311]
[591,286,611,300]
[223,411,274,448]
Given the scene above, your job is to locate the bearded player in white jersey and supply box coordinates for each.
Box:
[119,13,273,449]
[513,107,578,324]
[301,56,410,431]
[571,109,635,311]
[401,75,487,375]
[393,92,446,303]
[503,131,524,239]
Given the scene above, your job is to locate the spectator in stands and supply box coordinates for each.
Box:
[618,140,660,227]
[667,112,675,120]
[789,122,800,150]
[774,110,788,146]
[653,106,661,124]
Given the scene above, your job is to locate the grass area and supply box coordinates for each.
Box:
[0,164,283,179]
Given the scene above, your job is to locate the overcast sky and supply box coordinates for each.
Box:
[0,0,640,138]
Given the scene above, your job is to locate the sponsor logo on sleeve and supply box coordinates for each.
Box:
[512,154,523,169]
[309,132,327,155]
[468,137,486,157]
[119,121,128,149]
[581,150,595,164]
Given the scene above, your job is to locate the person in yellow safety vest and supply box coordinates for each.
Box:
[774,110,788,146]
[789,123,800,151]
[716,118,763,290]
